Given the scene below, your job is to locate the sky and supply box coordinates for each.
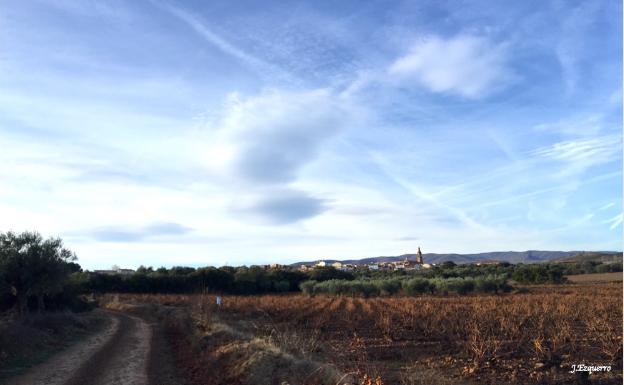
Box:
[0,0,622,270]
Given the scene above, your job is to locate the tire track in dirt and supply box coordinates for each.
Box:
[65,312,152,385]
[4,310,152,385]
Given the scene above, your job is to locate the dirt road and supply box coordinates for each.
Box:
[5,310,155,385]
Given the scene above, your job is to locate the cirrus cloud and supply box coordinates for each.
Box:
[529,134,621,176]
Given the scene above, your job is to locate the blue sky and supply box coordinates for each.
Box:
[0,0,621,269]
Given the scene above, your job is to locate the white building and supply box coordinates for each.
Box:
[368,263,379,270]
[93,267,135,276]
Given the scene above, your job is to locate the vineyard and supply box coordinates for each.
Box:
[112,283,622,384]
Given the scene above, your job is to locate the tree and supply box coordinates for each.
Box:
[0,231,76,314]
[31,236,76,311]
[308,266,354,282]
[511,264,566,284]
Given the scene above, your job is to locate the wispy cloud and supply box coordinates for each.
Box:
[555,1,602,94]
[388,35,512,98]
[533,114,605,137]
[599,202,616,211]
[369,151,486,231]
[529,134,621,175]
[155,1,293,82]
[606,213,623,230]
[469,171,621,211]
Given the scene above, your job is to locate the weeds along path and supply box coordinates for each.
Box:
[5,310,153,385]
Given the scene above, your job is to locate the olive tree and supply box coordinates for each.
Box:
[0,231,76,314]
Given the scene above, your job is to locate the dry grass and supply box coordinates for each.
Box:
[99,293,351,385]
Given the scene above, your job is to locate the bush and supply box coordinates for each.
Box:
[596,262,623,273]
[300,279,382,297]
[475,277,497,293]
[300,280,316,295]
[273,280,291,292]
[452,278,475,295]
[307,267,354,282]
[403,278,432,295]
[511,265,566,284]
[301,275,513,297]
[376,278,402,296]
[474,275,511,293]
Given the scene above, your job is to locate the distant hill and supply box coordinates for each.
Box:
[551,252,623,264]
[290,250,623,267]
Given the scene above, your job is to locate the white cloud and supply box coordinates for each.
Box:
[599,202,615,211]
[607,213,623,230]
[530,134,621,175]
[388,35,511,98]
[201,88,357,222]
[533,114,605,137]
[555,1,601,94]
[204,89,352,184]
[1,1,621,269]
[232,188,327,224]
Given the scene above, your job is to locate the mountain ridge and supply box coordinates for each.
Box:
[290,250,623,267]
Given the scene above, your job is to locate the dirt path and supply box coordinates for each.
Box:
[5,310,153,385]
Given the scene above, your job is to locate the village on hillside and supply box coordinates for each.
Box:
[298,247,433,272]
[87,247,516,275]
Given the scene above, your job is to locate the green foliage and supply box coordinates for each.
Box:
[84,265,309,295]
[595,262,623,273]
[273,280,291,292]
[447,277,475,295]
[403,278,432,295]
[300,274,511,297]
[307,266,354,282]
[308,279,380,297]
[299,280,316,295]
[377,278,402,295]
[0,231,77,314]
[511,264,567,284]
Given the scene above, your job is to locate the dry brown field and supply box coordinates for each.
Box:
[566,272,623,283]
[109,283,623,385]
